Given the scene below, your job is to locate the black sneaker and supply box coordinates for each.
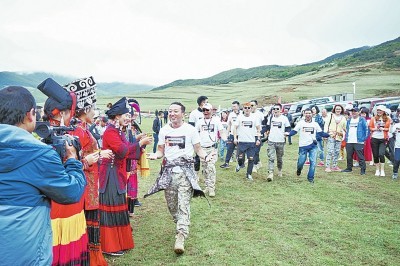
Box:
[103,250,124,256]
[235,164,241,172]
[220,163,230,169]
[341,169,352,173]
[134,199,142,207]
[296,169,301,176]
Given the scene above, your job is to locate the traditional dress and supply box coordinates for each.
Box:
[125,127,139,215]
[50,119,89,266]
[72,122,107,265]
[99,124,141,253]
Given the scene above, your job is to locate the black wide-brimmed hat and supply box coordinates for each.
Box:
[106,97,130,116]
[38,78,74,118]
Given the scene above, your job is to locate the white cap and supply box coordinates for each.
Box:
[376,105,386,111]
[202,103,213,110]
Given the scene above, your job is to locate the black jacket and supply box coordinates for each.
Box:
[152,117,162,133]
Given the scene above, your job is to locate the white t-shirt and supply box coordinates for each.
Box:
[196,116,223,147]
[234,113,260,142]
[371,118,385,139]
[390,122,400,149]
[158,123,200,161]
[252,110,265,136]
[189,108,204,127]
[227,111,241,134]
[294,119,322,147]
[267,115,290,143]
[347,117,360,144]
[221,120,228,137]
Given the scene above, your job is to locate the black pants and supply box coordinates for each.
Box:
[225,134,236,164]
[346,143,366,172]
[371,138,386,163]
[254,137,262,165]
[385,137,395,163]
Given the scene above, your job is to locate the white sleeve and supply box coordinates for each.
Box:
[189,111,196,123]
[294,120,302,132]
[283,116,290,127]
[191,127,201,145]
[158,128,166,145]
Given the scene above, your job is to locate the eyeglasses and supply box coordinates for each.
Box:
[243,107,251,109]
[272,107,280,111]
[202,109,210,112]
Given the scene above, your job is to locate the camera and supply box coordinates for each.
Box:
[34,118,81,160]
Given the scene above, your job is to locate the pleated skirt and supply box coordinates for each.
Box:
[99,169,134,253]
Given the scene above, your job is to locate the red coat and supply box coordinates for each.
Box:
[99,125,141,193]
[71,122,99,210]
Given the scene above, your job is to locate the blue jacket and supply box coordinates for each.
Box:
[0,125,86,266]
[313,114,325,141]
[344,117,369,143]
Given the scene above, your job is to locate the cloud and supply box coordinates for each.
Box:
[0,0,399,85]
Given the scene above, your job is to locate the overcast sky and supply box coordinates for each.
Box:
[0,0,399,86]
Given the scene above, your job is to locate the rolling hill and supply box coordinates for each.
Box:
[0,71,153,103]
[152,37,400,91]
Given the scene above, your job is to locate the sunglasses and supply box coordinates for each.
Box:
[272,107,280,110]
[243,107,251,109]
[202,108,210,112]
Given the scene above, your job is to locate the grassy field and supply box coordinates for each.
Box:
[104,117,400,266]
[95,64,400,113]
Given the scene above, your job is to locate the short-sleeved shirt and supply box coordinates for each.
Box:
[391,122,400,149]
[347,117,360,144]
[371,118,385,139]
[196,116,223,147]
[189,108,204,127]
[294,119,322,147]
[159,123,200,161]
[234,113,260,142]
[267,115,290,143]
[227,111,241,134]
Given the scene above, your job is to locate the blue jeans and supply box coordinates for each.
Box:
[219,139,227,158]
[153,133,159,153]
[317,139,324,161]
[297,144,318,182]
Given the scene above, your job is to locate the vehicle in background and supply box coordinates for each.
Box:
[288,96,334,115]
[370,99,400,116]
[355,97,380,110]
[357,96,400,112]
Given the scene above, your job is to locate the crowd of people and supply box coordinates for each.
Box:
[1,81,400,264]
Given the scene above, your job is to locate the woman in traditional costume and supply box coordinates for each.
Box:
[125,101,150,216]
[40,78,89,266]
[64,77,113,265]
[99,97,152,256]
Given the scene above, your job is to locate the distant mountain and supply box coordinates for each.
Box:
[0,71,154,103]
[153,36,400,91]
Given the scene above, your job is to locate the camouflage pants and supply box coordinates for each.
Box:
[164,171,193,238]
[326,137,341,168]
[200,146,217,191]
[267,141,285,173]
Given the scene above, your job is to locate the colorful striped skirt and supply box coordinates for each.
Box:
[85,209,107,265]
[51,200,89,266]
[99,171,134,253]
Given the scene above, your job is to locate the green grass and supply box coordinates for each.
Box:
[104,118,400,266]
[95,64,400,113]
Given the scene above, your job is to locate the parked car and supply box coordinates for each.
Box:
[370,99,400,116]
